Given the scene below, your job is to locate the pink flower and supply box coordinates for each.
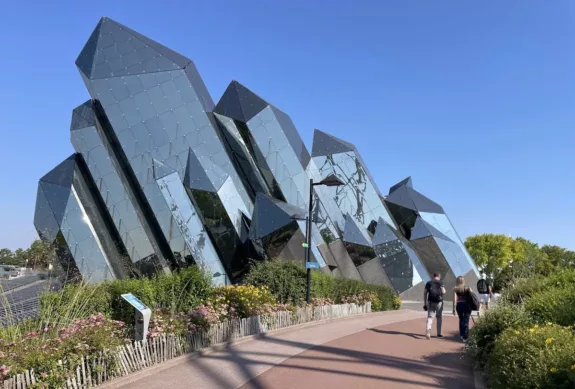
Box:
[40,372,48,378]
[0,365,11,376]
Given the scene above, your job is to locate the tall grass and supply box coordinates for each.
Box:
[0,266,213,342]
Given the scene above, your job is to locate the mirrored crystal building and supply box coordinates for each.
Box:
[384,177,479,297]
[309,130,431,295]
[34,16,477,296]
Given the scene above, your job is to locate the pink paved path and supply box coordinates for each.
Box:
[103,310,476,389]
[240,316,474,389]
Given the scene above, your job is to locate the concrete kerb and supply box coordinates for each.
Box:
[98,309,410,389]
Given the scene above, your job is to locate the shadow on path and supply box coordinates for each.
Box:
[213,317,475,388]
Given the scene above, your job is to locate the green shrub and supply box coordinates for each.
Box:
[501,269,575,306]
[392,295,402,310]
[212,284,277,318]
[467,304,532,366]
[371,295,383,311]
[243,261,307,304]
[486,324,575,389]
[244,260,396,310]
[500,277,545,305]
[524,284,575,326]
[310,271,335,299]
[106,266,212,324]
[331,278,395,311]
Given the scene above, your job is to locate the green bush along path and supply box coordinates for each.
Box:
[467,268,575,389]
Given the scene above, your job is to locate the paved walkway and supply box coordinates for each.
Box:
[103,310,475,389]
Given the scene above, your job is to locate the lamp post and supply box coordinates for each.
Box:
[304,174,345,303]
[212,272,226,286]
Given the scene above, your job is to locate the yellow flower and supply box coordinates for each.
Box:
[514,330,520,335]
[547,322,553,326]
[545,338,553,344]
[529,328,535,333]
[550,367,557,373]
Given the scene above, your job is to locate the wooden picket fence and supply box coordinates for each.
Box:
[1,302,371,389]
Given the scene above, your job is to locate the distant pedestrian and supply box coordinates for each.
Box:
[452,276,472,343]
[476,273,492,316]
[423,272,446,339]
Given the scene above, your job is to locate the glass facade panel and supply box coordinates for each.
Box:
[33,155,125,283]
[156,171,229,285]
[384,178,480,285]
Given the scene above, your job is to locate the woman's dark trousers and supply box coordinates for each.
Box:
[456,302,471,340]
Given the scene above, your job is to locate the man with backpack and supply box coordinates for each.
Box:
[476,273,492,315]
[423,272,446,339]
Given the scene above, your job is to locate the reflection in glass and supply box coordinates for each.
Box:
[156,171,229,285]
[33,155,126,283]
[384,177,479,284]
[70,100,168,276]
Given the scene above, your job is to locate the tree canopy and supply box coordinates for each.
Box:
[0,239,56,269]
[465,233,575,290]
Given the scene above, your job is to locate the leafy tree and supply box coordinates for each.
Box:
[465,234,515,277]
[541,245,575,268]
[13,248,28,266]
[466,234,575,291]
[0,248,17,265]
[25,239,57,269]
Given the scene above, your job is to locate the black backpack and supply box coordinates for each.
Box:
[466,288,480,311]
[428,281,442,302]
[477,279,489,294]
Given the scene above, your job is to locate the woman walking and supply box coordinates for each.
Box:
[452,276,472,342]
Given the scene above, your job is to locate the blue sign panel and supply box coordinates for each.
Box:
[121,293,149,312]
[306,262,321,269]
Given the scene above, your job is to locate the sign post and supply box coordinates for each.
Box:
[121,293,151,342]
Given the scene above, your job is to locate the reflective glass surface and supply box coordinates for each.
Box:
[70,100,167,274]
[33,155,120,283]
[78,18,254,254]
[410,237,449,274]
[372,219,428,293]
[214,82,338,268]
[419,212,479,274]
[311,133,396,232]
[156,171,229,285]
[385,178,479,281]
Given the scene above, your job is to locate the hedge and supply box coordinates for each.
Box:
[243,260,397,311]
[469,268,575,388]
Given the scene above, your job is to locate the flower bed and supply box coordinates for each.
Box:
[1,302,371,388]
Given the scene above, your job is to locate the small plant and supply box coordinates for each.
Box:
[212,284,277,318]
[486,323,575,389]
[524,284,575,326]
[147,308,189,338]
[0,313,126,386]
[340,291,375,306]
[392,296,402,310]
[467,303,532,366]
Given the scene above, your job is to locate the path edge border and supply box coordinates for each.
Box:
[98,309,408,389]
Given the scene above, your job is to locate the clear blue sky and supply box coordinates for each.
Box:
[0,1,573,251]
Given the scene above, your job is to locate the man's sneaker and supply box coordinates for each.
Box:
[437,334,444,339]
[425,330,431,339]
